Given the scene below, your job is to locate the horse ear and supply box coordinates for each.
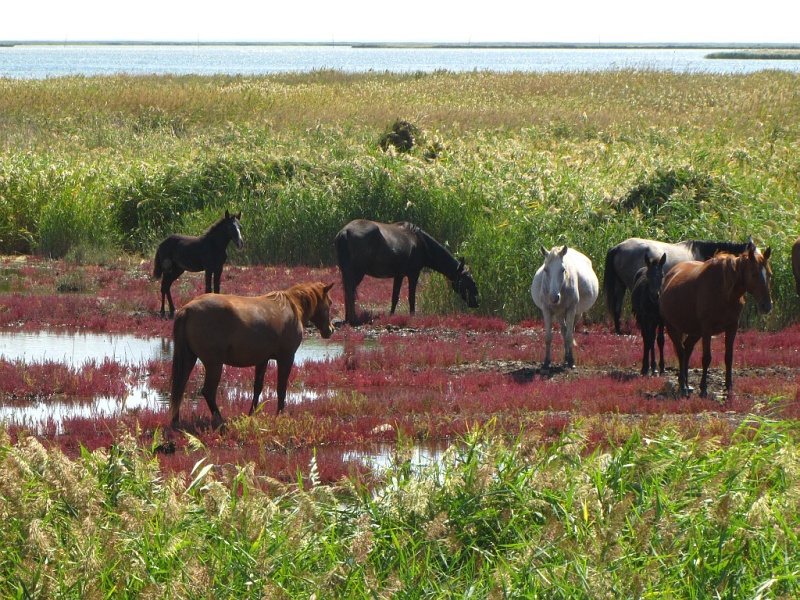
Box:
[659,253,667,267]
[324,282,335,294]
[643,253,651,267]
[235,212,242,220]
[458,257,465,272]
[540,246,548,258]
[559,245,568,257]
[748,243,756,259]
[763,247,771,261]
[225,209,231,219]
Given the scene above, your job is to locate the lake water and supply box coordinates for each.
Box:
[2,44,800,79]
[0,330,345,431]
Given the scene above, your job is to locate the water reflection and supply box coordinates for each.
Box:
[343,442,449,473]
[0,329,346,431]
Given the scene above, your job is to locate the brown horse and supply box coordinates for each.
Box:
[659,243,772,398]
[169,281,335,429]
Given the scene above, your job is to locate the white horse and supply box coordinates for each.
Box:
[531,245,599,368]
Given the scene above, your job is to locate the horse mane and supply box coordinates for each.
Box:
[205,214,232,235]
[712,251,745,300]
[403,223,461,275]
[690,240,750,260]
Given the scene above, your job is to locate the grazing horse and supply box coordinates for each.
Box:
[791,237,800,297]
[659,243,772,398]
[169,281,335,430]
[530,245,599,368]
[604,237,752,333]
[334,219,479,326]
[153,210,244,318]
[630,252,667,376]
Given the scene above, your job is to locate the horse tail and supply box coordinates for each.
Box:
[603,245,628,333]
[153,245,164,280]
[334,229,356,323]
[169,309,195,427]
[603,245,620,319]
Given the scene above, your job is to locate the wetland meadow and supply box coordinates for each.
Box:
[1,69,800,597]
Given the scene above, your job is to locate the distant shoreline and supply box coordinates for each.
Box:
[3,41,800,51]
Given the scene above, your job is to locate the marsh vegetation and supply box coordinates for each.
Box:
[1,70,800,597]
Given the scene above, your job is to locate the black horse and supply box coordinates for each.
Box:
[603,237,752,334]
[334,219,479,325]
[153,210,243,318]
[631,252,666,376]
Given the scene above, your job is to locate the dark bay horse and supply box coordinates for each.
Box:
[604,237,752,333]
[170,281,335,429]
[153,210,243,318]
[630,252,666,376]
[334,219,479,326]
[659,243,772,398]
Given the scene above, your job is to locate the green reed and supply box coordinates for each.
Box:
[2,418,798,598]
[1,71,799,323]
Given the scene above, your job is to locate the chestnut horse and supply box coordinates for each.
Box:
[170,281,335,429]
[659,243,772,398]
[153,210,243,318]
[334,219,479,325]
[604,237,752,334]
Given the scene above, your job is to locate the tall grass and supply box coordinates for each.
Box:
[1,71,799,323]
[2,419,799,598]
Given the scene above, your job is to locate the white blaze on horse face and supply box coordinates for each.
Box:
[544,254,566,305]
[234,221,244,250]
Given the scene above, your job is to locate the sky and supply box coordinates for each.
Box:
[2,0,799,45]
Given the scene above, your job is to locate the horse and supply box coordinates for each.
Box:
[791,237,800,297]
[630,252,667,376]
[530,245,599,369]
[604,237,752,334]
[169,281,335,430]
[153,210,244,318]
[334,219,479,326]
[659,243,772,398]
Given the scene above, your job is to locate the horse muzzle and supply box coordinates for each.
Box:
[321,322,335,339]
[548,294,561,305]
[758,298,773,314]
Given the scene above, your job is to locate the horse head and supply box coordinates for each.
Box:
[451,257,480,308]
[741,243,773,314]
[306,282,335,338]
[540,245,569,305]
[643,252,667,303]
[224,210,244,251]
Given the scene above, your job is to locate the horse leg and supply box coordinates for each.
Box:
[161,271,182,319]
[612,284,626,335]
[407,272,420,315]
[249,362,268,415]
[169,349,197,429]
[204,269,213,294]
[682,335,700,397]
[391,276,404,314]
[641,323,653,375]
[656,321,666,375]
[723,326,738,398]
[200,362,225,430]
[344,272,364,326]
[562,311,576,368]
[542,310,554,368]
[212,267,222,294]
[275,356,295,414]
[699,333,714,398]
